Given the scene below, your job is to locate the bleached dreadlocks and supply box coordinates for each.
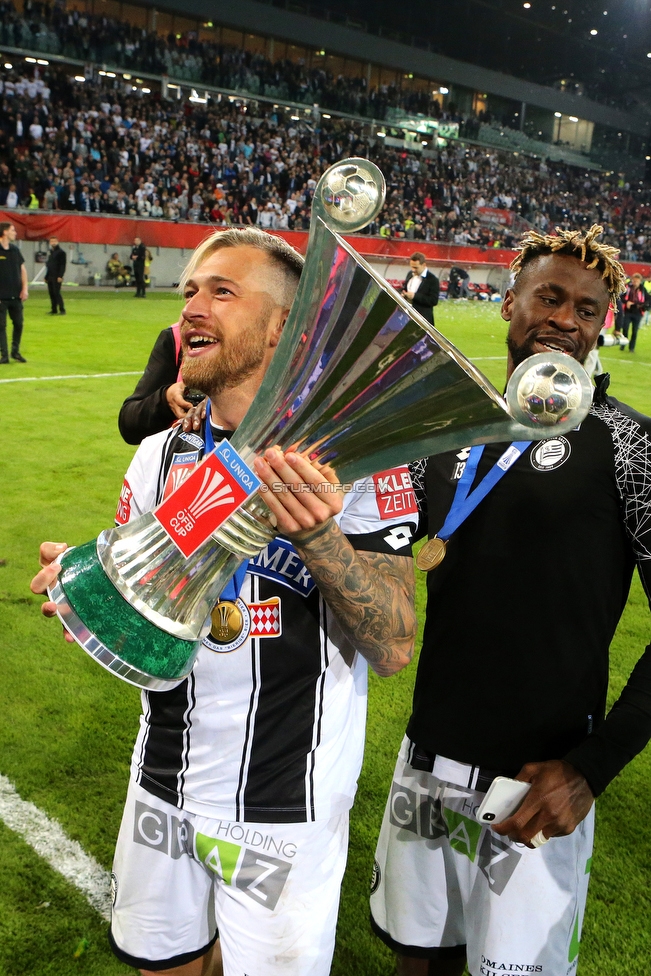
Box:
[510,224,627,304]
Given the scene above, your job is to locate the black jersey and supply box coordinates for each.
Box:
[408,376,651,796]
[0,243,24,300]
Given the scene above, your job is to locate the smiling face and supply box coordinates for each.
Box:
[180,245,288,402]
[502,252,610,376]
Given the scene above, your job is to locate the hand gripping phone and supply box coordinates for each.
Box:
[476,776,531,824]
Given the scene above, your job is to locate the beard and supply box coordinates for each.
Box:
[506,333,538,370]
[181,308,271,400]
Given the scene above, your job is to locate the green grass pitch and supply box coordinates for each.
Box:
[0,290,650,975]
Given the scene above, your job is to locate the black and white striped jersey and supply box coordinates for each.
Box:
[116,421,418,823]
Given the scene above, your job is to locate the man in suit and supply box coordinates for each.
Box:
[45,237,66,315]
[402,252,439,325]
[130,236,147,298]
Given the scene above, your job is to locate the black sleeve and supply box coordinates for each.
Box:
[564,641,651,797]
[118,328,181,445]
[564,397,651,795]
[429,273,440,308]
[51,250,65,277]
[414,274,439,311]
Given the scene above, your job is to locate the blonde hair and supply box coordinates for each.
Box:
[179,227,304,306]
[510,224,627,303]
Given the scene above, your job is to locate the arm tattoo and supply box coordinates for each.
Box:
[292,520,417,677]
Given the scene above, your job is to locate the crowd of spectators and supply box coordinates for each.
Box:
[1,60,651,262]
[0,0,453,122]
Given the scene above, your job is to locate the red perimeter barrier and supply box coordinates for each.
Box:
[2,210,650,276]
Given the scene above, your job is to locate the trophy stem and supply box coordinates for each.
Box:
[211,492,277,556]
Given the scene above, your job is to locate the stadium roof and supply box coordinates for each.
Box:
[170,0,649,136]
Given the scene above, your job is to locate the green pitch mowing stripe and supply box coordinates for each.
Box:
[0,775,111,921]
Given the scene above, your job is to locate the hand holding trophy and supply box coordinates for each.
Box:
[47,159,592,689]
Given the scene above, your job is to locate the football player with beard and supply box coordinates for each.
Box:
[32,228,419,976]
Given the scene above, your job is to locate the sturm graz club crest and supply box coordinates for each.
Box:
[530,437,572,471]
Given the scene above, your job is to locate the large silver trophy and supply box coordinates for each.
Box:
[49,158,593,690]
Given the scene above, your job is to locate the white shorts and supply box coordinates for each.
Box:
[110,779,349,975]
[370,738,595,976]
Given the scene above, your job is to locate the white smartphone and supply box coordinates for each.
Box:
[476,776,531,824]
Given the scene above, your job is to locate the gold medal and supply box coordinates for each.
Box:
[210,600,245,643]
[416,537,448,572]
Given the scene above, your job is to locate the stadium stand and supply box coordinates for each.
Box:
[2,6,651,262]
[0,1,452,121]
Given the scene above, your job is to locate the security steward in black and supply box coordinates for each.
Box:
[45,237,66,315]
[130,237,147,298]
[0,220,28,363]
[402,251,440,325]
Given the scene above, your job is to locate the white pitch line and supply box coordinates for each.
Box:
[601,357,651,368]
[473,355,651,369]
[0,371,141,385]
[0,774,112,921]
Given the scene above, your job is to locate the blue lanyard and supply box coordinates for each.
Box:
[438,441,531,541]
[204,401,215,453]
[203,400,249,601]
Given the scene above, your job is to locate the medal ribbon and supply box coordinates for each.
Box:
[203,401,249,601]
[437,441,531,541]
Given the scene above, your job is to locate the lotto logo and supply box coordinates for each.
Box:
[383,526,413,551]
